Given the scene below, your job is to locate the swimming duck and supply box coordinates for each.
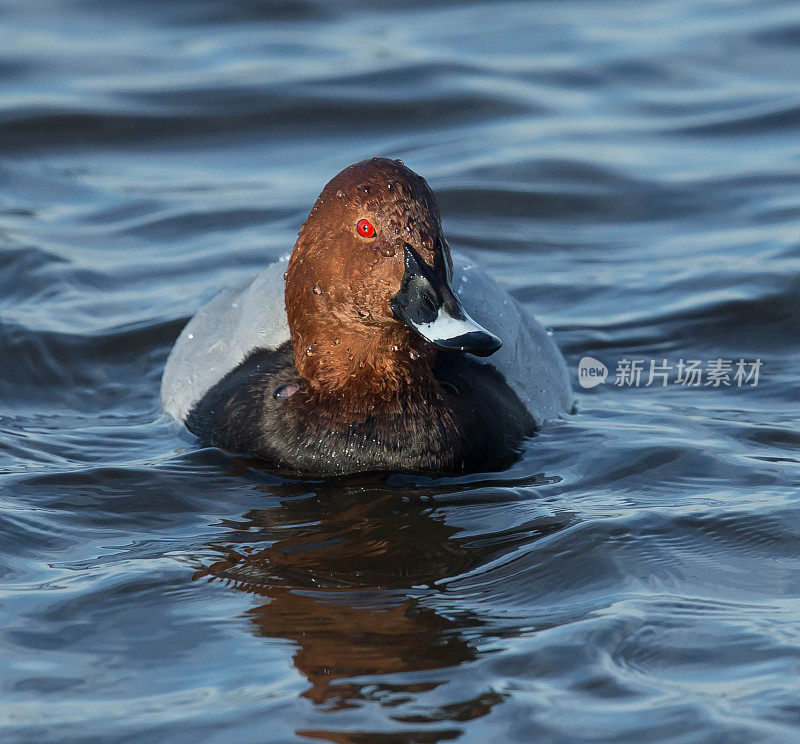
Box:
[161,158,572,474]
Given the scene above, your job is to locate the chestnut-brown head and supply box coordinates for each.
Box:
[285,158,500,405]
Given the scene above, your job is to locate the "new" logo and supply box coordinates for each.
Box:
[577,357,608,389]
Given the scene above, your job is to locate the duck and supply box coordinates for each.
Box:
[161,158,572,475]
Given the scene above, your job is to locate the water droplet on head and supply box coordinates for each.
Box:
[332,337,341,345]
[381,245,396,257]
[336,190,346,199]
[312,283,321,295]
[391,345,399,352]
[283,272,288,280]
[409,350,420,360]
[357,309,369,318]
[305,346,313,356]
[357,361,365,369]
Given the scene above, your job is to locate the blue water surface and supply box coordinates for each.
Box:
[1,1,800,742]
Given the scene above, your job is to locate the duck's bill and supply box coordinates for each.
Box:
[412,307,502,356]
[390,244,502,357]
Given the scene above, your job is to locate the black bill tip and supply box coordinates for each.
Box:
[432,329,502,357]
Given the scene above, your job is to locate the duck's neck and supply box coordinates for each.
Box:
[290,324,438,416]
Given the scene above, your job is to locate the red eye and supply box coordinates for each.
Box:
[356,218,376,238]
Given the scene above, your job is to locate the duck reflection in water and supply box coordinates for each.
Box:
[194,474,568,742]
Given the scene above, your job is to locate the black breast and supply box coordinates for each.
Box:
[186,342,536,475]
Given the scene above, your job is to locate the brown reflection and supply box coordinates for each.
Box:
[247,588,480,708]
[194,475,567,743]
